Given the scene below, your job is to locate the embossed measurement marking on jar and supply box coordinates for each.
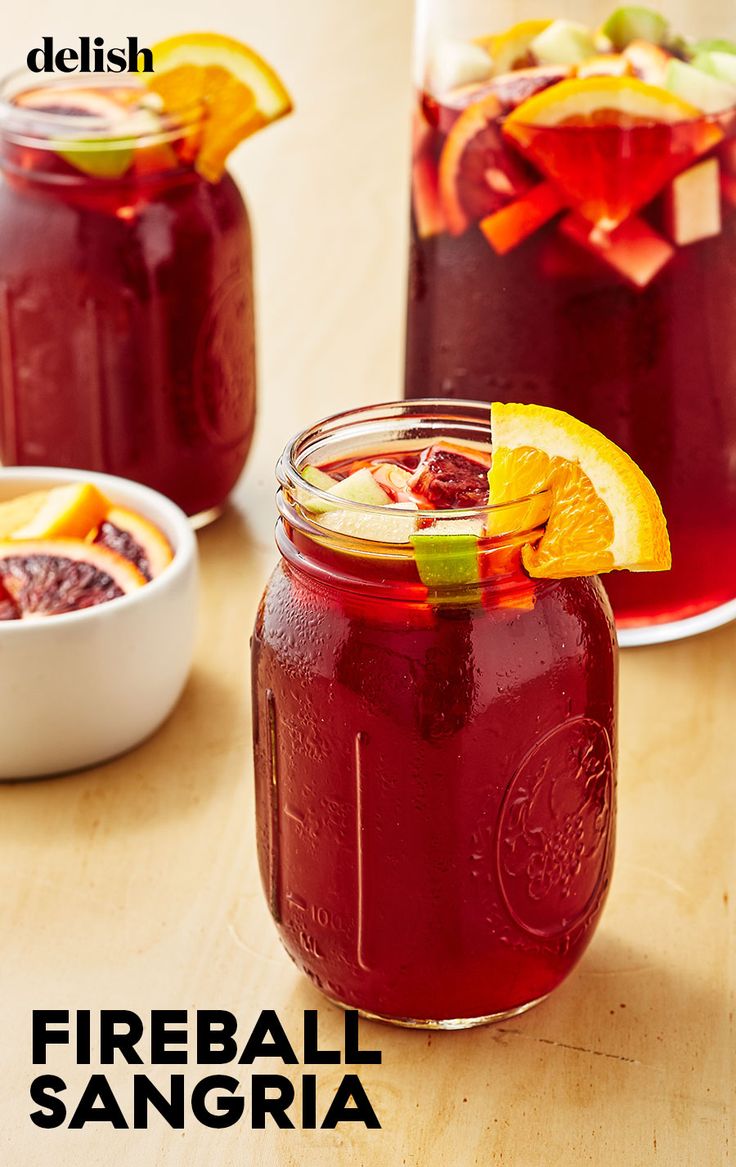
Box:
[355,731,371,972]
[266,689,282,924]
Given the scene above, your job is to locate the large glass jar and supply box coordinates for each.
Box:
[0,72,255,521]
[405,0,736,644]
[251,400,617,1027]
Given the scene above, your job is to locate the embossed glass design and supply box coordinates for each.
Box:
[0,73,255,519]
[405,0,736,644]
[251,401,617,1028]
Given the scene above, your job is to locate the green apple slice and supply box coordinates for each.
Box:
[692,38,736,57]
[321,504,418,543]
[411,532,480,587]
[299,466,393,515]
[328,468,391,506]
[664,58,736,113]
[665,157,721,246]
[602,7,669,51]
[57,139,135,179]
[301,464,337,490]
[530,20,598,66]
[692,50,736,86]
[427,38,493,96]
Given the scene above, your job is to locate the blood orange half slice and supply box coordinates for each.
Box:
[0,540,146,618]
[93,506,173,581]
[439,94,533,234]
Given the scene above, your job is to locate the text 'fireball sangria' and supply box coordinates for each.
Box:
[406,7,736,641]
[251,400,669,1027]
[0,34,291,519]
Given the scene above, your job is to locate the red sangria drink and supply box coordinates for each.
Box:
[0,35,291,520]
[406,6,736,642]
[251,400,668,1027]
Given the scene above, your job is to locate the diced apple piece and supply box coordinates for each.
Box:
[321,503,418,544]
[577,53,633,79]
[329,468,392,506]
[301,464,337,490]
[692,51,736,87]
[427,39,493,97]
[693,38,736,57]
[665,59,736,115]
[531,20,598,67]
[665,158,722,246]
[424,517,486,537]
[300,467,392,515]
[480,182,566,255]
[623,39,672,86]
[295,465,339,511]
[412,152,446,238]
[560,213,675,288]
[602,7,669,51]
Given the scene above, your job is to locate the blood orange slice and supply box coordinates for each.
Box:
[93,506,174,581]
[439,94,533,234]
[0,578,19,621]
[0,540,146,618]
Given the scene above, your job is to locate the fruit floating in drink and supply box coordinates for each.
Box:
[0,481,173,618]
[251,399,669,1027]
[0,34,292,520]
[406,6,736,642]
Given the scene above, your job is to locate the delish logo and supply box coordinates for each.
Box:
[27,37,153,74]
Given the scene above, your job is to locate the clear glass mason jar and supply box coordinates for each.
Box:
[0,72,256,521]
[251,400,618,1028]
[405,0,736,644]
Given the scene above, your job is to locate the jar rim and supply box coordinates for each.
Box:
[278,398,551,553]
[0,69,203,148]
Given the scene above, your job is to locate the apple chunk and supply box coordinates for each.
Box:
[665,158,722,246]
[560,213,675,288]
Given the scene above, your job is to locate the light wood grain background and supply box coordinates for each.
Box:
[0,2,734,1164]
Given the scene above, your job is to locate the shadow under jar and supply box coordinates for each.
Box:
[251,400,618,1028]
[0,72,256,521]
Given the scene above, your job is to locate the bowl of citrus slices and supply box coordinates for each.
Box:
[0,468,198,779]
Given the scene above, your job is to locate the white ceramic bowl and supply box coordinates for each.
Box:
[0,467,198,779]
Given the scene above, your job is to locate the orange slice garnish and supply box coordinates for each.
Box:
[489,402,671,578]
[0,483,109,541]
[147,32,292,181]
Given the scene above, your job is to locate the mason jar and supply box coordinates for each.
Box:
[0,71,255,522]
[252,400,617,1027]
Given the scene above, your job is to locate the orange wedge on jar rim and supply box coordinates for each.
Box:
[147,32,292,181]
[488,402,671,578]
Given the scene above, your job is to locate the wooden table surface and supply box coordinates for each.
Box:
[1,1,734,1164]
